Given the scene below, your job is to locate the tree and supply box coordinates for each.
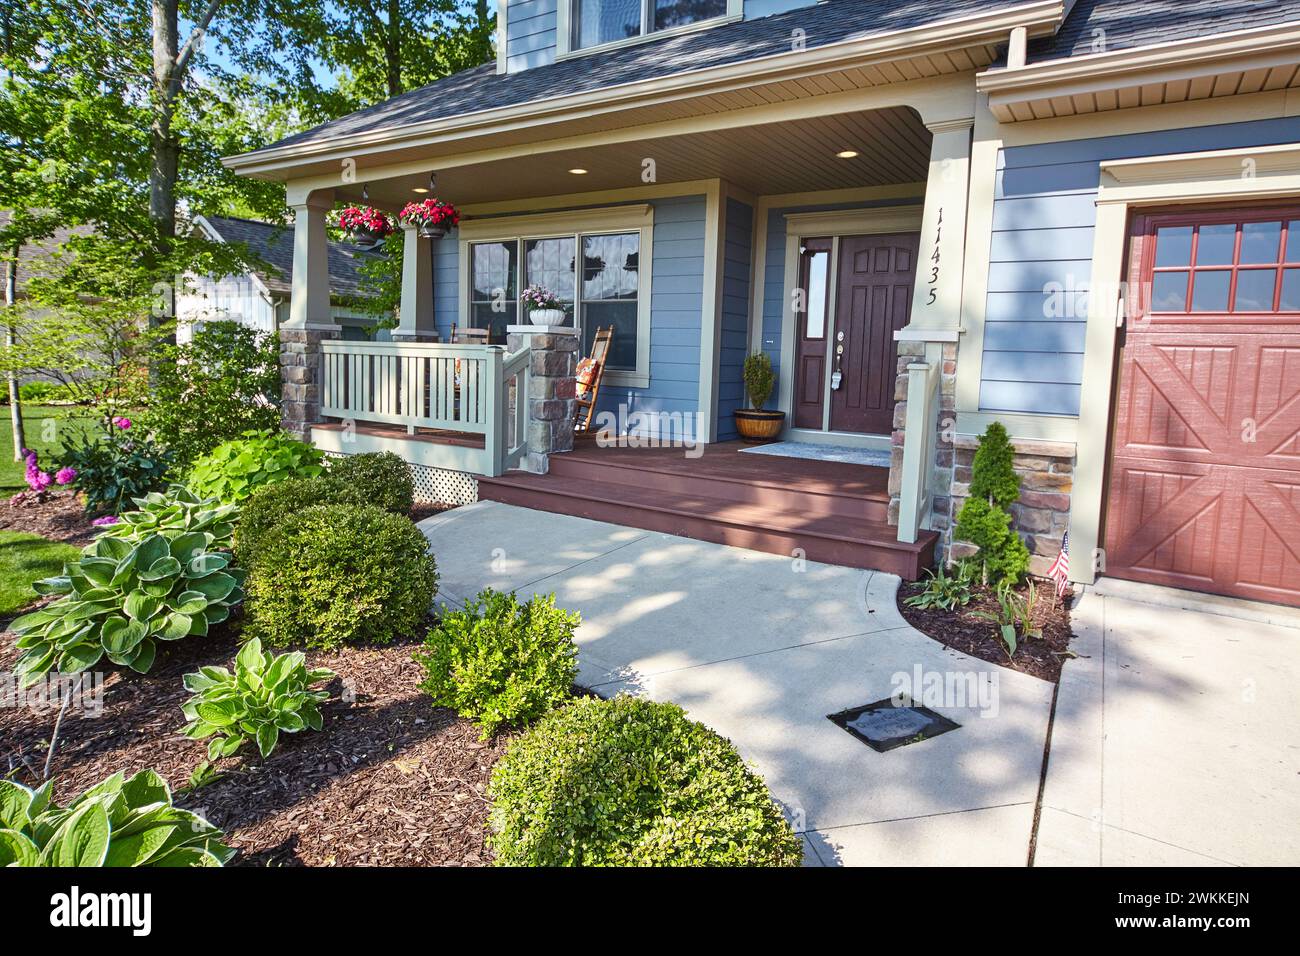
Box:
[321,0,495,107]
[954,422,1030,585]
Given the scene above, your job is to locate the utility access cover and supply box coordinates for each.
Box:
[827,697,960,753]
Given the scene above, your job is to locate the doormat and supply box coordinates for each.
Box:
[738,441,891,468]
[827,697,961,752]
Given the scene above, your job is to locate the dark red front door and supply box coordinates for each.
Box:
[828,233,919,434]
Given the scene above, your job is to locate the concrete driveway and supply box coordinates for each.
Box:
[1036,579,1300,866]
[421,500,1055,866]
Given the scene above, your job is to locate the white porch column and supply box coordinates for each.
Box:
[890,117,973,544]
[393,222,438,342]
[287,190,337,330]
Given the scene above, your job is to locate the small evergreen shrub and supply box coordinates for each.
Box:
[244,503,437,649]
[415,588,579,739]
[327,451,415,517]
[187,429,324,504]
[488,695,803,867]
[954,422,1030,585]
[743,351,776,410]
[235,476,347,565]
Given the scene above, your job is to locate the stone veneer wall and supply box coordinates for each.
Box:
[888,340,958,534]
[946,436,1076,577]
[280,327,339,441]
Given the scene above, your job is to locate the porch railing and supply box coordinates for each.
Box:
[319,340,529,476]
[896,359,941,545]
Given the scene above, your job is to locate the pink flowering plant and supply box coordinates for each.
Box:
[56,416,173,514]
[398,198,460,229]
[338,206,394,238]
[18,448,76,496]
[522,285,563,311]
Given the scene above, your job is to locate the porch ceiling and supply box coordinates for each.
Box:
[342,106,933,210]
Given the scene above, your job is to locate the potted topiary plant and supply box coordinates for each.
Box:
[337,206,394,248]
[734,351,785,441]
[522,285,566,326]
[398,197,460,239]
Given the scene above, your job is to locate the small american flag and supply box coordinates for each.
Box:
[1047,531,1070,597]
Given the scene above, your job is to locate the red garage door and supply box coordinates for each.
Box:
[1104,207,1300,607]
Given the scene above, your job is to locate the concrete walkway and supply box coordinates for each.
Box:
[1036,579,1300,866]
[421,500,1055,866]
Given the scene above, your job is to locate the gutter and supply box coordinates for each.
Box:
[977,20,1300,108]
[224,0,1065,177]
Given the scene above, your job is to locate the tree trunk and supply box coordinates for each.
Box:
[3,252,25,459]
[150,0,180,311]
[385,0,402,97]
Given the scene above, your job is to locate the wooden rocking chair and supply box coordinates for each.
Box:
[573,326,612,436]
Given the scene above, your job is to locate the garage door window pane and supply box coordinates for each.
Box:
[1281,269,1300,311]
[1154,226,1193,267]
[1151,271,1189,311]
[1287,222,1300,263]
[1233,269,1277,312]
[1191,270,1231,311]
[1240,221,1282,264]
[1195,224,1236,266]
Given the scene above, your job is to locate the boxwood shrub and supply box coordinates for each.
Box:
[488,695,803,867]
[327,451,415,518]
[235,476,345,566]
[244,503,437,649]
[415,588,579,739]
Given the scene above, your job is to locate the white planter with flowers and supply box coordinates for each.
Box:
[522,285,567,326]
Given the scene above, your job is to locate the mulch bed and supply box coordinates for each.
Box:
[0,622,510,867]
[1,490,98,546]
[897,579,1076,682]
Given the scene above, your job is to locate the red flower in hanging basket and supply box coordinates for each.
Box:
[338,206,394,236]
[398,198,460,229]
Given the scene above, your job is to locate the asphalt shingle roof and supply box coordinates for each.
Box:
[261,0,999,152]
[1031,0,1300,60]
[203,215,375,299]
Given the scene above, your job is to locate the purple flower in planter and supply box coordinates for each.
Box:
[92,515,119,527]
[55,466,77,485]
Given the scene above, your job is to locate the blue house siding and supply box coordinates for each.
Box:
[982,115,1300,417]
[595,194,707,433]
[717,198,753,441]
[505,0,557,73]
[432,231,459,340]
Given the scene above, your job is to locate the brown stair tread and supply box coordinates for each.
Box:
[477,471,933,554]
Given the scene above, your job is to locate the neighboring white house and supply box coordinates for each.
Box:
[178,215,392,342]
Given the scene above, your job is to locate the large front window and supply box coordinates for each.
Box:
[468,230,643,372]
[572,0,730,51]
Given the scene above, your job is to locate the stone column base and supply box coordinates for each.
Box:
[507,325,578,474]
[279,324,340,440]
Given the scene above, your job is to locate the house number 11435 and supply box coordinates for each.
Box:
[926,207,943,306]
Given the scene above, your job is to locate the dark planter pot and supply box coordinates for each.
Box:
[417,223,448,239]
[348,227,386,249]
[734,408,785,442]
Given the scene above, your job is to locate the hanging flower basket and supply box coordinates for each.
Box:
[338,206,394,248]
[399,198,460,239]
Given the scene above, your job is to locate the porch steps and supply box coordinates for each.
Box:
[477,451,936,579]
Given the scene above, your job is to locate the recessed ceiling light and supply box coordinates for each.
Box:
[568,168,588,175]
[412,186,429,193]
[836,150,860,159]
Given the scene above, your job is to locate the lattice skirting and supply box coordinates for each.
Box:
[323,452,479,506]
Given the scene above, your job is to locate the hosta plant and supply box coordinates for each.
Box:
[9,533,245,687]
[182,638,334,760]
[905,560,978,612]
[98,485,239,551]
[0,770,234,867]
[187,429,325,503]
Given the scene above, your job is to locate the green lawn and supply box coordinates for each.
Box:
[0,530,79,617]
[0,404,97,495]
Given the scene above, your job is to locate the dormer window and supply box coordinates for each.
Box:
[567,0,739,54]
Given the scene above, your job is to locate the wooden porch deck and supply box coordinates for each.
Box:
[477,440,937,579]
